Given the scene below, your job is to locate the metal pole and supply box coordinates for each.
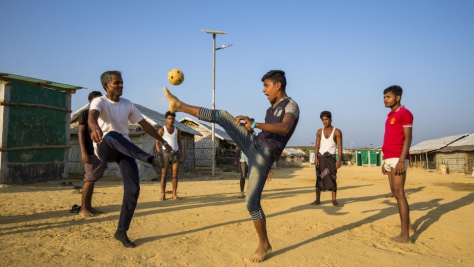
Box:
[211,33,216,176]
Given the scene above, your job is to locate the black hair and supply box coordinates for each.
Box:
[383,85,403,97]
[320,110,332,119]
[88,91,102,101]
[164,111,176,118]
[261,70,287,91]
[100,70,122,90]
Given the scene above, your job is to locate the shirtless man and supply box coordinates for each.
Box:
[311,111,343,207]
[163,70,299,263]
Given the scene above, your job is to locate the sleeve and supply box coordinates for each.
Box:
[78,110,87,125]
[90,97,102,112]
[284,100,300,118]
[401,110,414,127]
[128,102,144,124]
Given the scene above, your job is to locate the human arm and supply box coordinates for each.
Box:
[395,126,413,175]
[234,147,241,165]
[138,119,172,152]
[235,113,296,134]
[315,129,321,166]
[177,128,183,159]
[88,109,104,144]
[335,129,343,169]
[78,123,90,164]
[155,127,164,153]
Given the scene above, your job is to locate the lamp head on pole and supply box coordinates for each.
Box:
[202,30,227,35]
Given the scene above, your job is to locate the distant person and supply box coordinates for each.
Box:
[163,70,299,263]
[234,146,249,198]
[89,70,172,248]
[311,111,343,207]
[78,91,107,217]
[156,111,183,200]
[381,85,414,243]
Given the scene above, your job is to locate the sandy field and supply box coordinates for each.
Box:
[1,164,473,267]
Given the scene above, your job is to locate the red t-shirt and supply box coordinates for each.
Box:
[382,106,413,159]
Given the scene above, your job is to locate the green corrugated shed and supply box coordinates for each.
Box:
[354,149,383,167]
[0,73,83,184]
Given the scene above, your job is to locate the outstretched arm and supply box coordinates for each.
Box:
[235,113,296,134]
[138,119,172,152]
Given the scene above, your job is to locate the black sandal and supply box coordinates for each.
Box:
[69,204,81,213]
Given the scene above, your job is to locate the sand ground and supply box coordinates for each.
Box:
[1,164,473,267]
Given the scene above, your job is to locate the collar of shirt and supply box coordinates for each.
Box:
[387,105,405,116]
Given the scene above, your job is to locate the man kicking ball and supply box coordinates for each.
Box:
[164,70,299,263]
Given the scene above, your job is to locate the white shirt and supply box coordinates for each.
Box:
[319,127,337,155]
[161,126,179,151]
[90,95,144,157]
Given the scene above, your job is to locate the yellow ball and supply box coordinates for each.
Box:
[168,68,185,85]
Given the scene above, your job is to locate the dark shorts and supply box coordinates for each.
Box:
[84,154,108,182]
[164,151,180,165]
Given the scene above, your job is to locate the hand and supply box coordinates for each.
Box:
[81,153,90,164]
[381,163,387,175]
[336,161,341,169]
[90,128,103,143]
[234,161,238,166]
[164,143,173,153]
[315,158,319,166]
[235,115,253,131]
[395,161,405,176]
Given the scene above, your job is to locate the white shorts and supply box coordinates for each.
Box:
[383,158,409,172]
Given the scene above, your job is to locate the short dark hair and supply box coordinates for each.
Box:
[383,85,403,97]
[164,111,176,118]
[88,91,102,101]
[320,111,332,119]
[100,70,122,90]
[261,70,287,91]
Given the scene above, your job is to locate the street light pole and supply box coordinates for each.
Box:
[202,30,231,176]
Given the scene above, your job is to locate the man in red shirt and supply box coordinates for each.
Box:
[381,85,414,243]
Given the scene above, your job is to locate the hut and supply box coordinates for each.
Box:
[179,117,236,167]
[0,73,82,184]
[409,133,468,170]
[69,104,201,180]
[435,134,474,174]
[279,148,307,168]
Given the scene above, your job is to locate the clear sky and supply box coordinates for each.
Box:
[1,0,473,148]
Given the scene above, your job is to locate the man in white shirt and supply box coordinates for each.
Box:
[88,70,172,248]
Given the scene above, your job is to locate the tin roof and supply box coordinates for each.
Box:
[179,117,233,141]
[0,72,83,93]
[409,133,469,154]
[70,103,201,136]
[437,134,474,152]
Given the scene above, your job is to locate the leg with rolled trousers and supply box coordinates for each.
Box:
[244,145,275,263]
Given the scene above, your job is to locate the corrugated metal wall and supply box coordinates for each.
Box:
[435,152,469,173]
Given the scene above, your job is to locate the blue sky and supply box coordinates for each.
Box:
[1,0,473,148]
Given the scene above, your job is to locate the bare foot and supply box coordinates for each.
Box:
[393,225,415,234]
[310,200,321,205]
[164,87,182,113]
[246,246,272,263]
[89,207,103,214]
[172,195,180,200]
[390,235,411,243]
[238,192,245,198]
[159,194,166,201]
[332,200,344,207]
[79,207,94,217]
